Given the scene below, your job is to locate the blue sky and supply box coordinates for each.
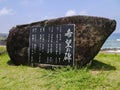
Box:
[0,0,120,33]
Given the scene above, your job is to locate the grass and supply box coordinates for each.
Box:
[0,46,6,54]
[0,46,120,90]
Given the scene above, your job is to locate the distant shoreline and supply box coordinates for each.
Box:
[100,48,120,54]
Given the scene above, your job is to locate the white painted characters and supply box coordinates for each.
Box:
[64,28,73,62]
[65,29,73,38]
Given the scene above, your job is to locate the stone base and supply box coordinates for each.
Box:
[31,63,66,69]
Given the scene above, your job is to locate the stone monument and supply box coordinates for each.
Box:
[7,15,116,67]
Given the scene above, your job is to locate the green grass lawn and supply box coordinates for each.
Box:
[0,46,120,90]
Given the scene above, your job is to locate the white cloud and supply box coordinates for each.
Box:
[0,7,14,16]
[65,9,88,16]
[65,10,76,16]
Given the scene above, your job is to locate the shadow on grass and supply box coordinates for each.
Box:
[7,60,25,66]
[7,59,116,71]
[88,59,116,71]
[7,60,15,66]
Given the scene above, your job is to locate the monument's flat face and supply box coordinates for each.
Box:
[29,24,75,66]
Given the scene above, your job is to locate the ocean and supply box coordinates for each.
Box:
[102,33,120,49]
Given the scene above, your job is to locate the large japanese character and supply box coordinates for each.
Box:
[65,29,73,38]
[64,52,72,62]
[66,47,71,52]
[65,39,72,48]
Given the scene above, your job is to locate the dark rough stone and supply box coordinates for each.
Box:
[7,15,116,67]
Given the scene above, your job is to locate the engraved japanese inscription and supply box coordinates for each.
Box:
[29,24,75,66]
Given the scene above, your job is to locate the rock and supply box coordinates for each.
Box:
[7,15,116,67]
